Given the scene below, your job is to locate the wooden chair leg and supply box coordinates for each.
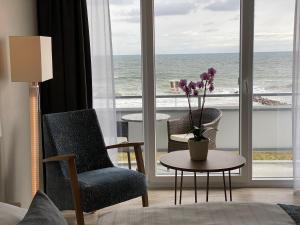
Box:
[43,155,84,225]
[127,150,131,169]
[142,193,149,207]
[133,145,148,207]
[68,159,85,225]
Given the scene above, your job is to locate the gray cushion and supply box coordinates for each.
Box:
[78,167,147,212]
[17,191,68,225]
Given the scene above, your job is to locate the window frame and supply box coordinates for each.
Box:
[139,0,293,188]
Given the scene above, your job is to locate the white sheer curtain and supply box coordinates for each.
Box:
[293,0,300,192]
[87,0,117,161]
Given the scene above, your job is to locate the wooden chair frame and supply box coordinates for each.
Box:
[43,142,148,225]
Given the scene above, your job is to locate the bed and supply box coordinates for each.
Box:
[2,196,300,225]
[97,202,300,225]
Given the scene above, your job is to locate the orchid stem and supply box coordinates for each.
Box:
[187,94,194,130]
[199,80,208,127]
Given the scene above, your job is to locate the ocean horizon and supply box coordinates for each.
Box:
[93,51,292,108]
[112,51,292,95]
[113,51,291,56]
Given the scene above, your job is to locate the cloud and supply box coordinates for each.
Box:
[254,32,293,41]
[110,0,134,5]
[230,15,240,21]
[114,1,201,23]
[118,9,139,23]
[203,22,215,26]
[181,31,200,36]
[155,1,199,16]
[204,28,219,33]
[124,16,140,23]
[205,0,239,11]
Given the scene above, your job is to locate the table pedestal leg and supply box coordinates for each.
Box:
[206,172,209,202]
[179,171,183,204]
[194,172,197,203]
[174,169,177,205]
[222,171,227,201]
[229,170,232,201]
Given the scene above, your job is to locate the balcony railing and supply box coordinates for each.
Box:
[111,92,294,178]
[112,92,292,110]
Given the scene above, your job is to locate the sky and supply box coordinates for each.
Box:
[109,0,295,55]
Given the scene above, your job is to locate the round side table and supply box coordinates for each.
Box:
[160,150,246,204]
[121,113,170,122]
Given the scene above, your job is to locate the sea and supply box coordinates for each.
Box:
[96,52,293,108]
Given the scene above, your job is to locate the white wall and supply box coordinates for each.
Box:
[0,0,37,206]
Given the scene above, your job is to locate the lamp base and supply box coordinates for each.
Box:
[29,82,40,196]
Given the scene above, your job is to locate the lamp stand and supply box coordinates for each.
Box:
[29,82,40,196]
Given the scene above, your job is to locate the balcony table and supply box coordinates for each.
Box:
[121,113,170,122]
[160,150,246,204]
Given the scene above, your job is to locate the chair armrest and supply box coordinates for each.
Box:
[132,144,146,174]
[43,154,84,225]
[202,116,221,130]
[105,142,144,150]
[106,142,146,175]
[43,154,76,163]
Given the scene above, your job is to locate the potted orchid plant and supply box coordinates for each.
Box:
[178,67,216,160]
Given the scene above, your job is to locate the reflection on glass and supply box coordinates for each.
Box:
[109,0,142,169]
[154,0,240,176]
[252,0,294,178]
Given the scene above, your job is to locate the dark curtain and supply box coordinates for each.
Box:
[37,0,93,114]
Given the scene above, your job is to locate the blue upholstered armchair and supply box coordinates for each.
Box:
[42,109,148,225]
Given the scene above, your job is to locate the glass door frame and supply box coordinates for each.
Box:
[140,0,293,188]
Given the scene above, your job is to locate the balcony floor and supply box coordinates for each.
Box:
[117,150,293,178]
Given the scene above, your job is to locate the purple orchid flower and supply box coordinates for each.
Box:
[200,72,209,81]
[178,67,217,141]
[182,85,191,95]
[209,84,215,92]
[197,81,204,88]
[179,79,187,89]
[208,67,216,76]
[193,89,199,96]
[188,81,197,89]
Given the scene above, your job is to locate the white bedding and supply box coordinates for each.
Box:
[97,202,295,225]
[0,202,27,225]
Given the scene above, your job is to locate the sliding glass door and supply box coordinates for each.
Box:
[252,0,295,178]
[109,0,144,169]
[108,0,295,185]
[153,0,241,177]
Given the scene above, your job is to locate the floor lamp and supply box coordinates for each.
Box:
[9,36,53,196]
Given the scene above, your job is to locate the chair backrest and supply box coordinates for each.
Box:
[43,109,113,175]
[191,108,222,126]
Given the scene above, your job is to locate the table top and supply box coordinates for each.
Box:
[121,113,170,122]
[160,150,246,172]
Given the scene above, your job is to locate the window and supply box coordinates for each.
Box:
[110,0,143,169]
[252,0,295,178]
[154,0,241,176]
[108,0,295,185]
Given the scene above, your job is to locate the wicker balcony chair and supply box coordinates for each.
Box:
[167,108,222,152]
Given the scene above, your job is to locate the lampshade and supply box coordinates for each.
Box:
[9,36,53,82]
